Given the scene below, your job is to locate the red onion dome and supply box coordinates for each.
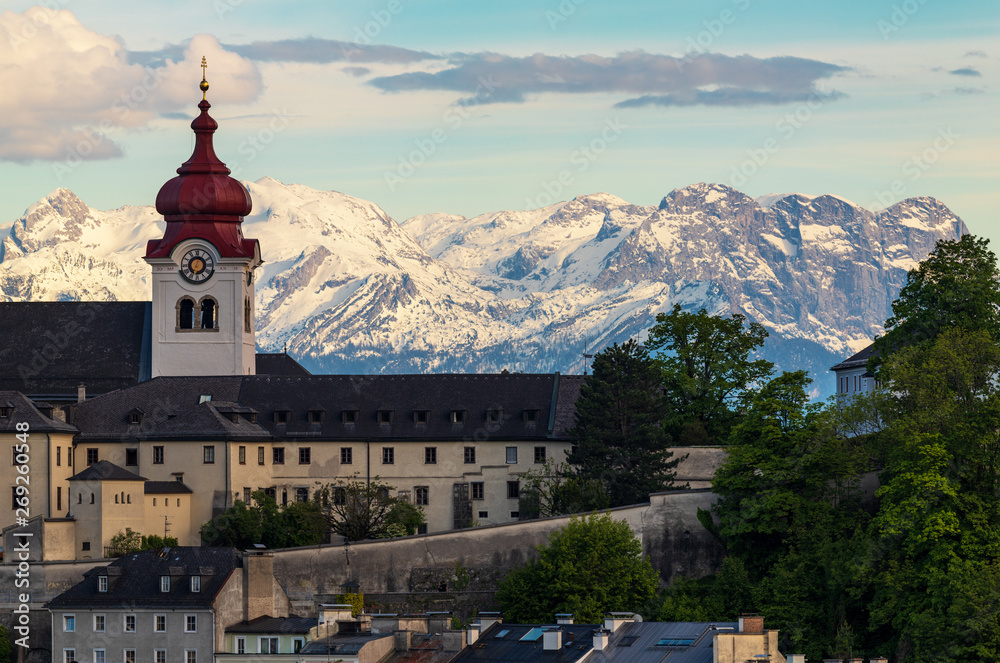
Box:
[146,62,258,260]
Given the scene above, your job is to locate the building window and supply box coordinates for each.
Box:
[63,615,75,632]
[451,409,466,424]
[341,447,352,464]
[293,638,305,653]
[506,447,517,464]
[534,446,546,463]
[154,650,166,663]
[235,637,245,655]
[298,447,311,464]
[56,446,61,466]
[161,576,170,592]
[275,409,288,424]
[507,481,520,499]
[86,448,98,465]
[93,614,105,632]
[153,446,164,464]
[63,649,75,663]
[424,447,437,464]
[487,408,503,424]
[415,486,429,506]
[309,409,324,423]
[185,651,196,663]
[382,447,395,464]
[155,615,166,632]
[191,576,201,592]
[511,511,520,519]
[260,637,279,654]
[342,409,358,424]
[93,649,105,663]
[258,446,265,465]
[57,487,62,511]
[471,482,485,500]
[125,449,138,466]
[124,650,135,663]
[243,487,251,503]
[203,446,215,464]
[524,409,541,423]
[238,446,246,464]
[295,487,309,503]
[185,615,197,633]
[479,510,489,519]
[332,487,346,505]
[244,296,252,333]
[414,410,429,424]
[178,297,194,330]
[98,576,107,592]
[377,410,393,424]
[82,540,91,550]
[124,614,135,632]
[200,297,217,329]
[464,447,476,464]
[273,447,284,464]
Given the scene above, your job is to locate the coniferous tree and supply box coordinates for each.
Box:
[567,339,681,507]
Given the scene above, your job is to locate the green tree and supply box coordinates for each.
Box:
[645,303,774,445]
[518,458,609,519]
[496,513,659,623]
[315,476,424,541]
[871,234,1000,369]
[201,491,326,548]
[567,339,681,507]
[0,625,11,663]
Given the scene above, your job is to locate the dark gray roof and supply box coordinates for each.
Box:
[451,623,598,662]
[255,353,311,376]
[69,460,145,482]
[144,480,193,494]
[299,633,391,655]
[225,615,317,634]
[588,621,739,663]
[72,373,580,443]
[47,546,241,608]
[0,391,76,433]
[0,302,151,398]
[829,343,875,372]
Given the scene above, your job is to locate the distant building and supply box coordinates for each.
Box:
[831,343,877,396]
[47,546,291,663]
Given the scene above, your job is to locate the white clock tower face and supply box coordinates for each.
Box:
[180,248,215,283]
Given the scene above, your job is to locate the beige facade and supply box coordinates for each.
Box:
[0,430,76,532]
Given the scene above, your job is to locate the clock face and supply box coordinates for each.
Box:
[180,248,215,283]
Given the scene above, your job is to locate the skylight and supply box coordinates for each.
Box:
[494,630,510,639]
[655,637,695,647]
[520,628,544,642]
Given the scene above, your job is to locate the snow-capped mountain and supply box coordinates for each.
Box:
[0,180,966,398]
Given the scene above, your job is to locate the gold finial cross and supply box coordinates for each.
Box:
[199,56,210,100]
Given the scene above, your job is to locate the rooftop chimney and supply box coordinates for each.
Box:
[739,615,764,634]
[394,630,412,652]
[555,613,574,625]
[479,612,502,633]
[77,384,86,403]
[466,623,480,644]
[543,629,562,651]
[443,630,467,652]
[787,656,806,663]
[603,613,634,633]
[593,629,610,651]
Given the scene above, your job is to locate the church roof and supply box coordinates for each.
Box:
[72,373,580,443]
[0,301,151,399]
[255,353,311,376]
[69,460,146,482]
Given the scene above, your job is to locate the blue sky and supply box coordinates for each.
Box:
[0,1,996,249]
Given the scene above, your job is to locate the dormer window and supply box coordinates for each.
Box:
[160,576,170,592]
[451,409,466,424]
[308,409,325,424]
[524,409,541,423]
[413,410,429,424]
[229,413,239,423]
[0,407,9,418]
[342,410,358,424]
[98,576,108,592]
[198,395,212,404]
[274,410,289,424]
[248,412,258,424]
[487,408,503,424]
[128,410,143,425]
[377,410,393,424]
[190,576,201,593]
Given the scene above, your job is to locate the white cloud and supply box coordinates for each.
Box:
[0,7,261,163]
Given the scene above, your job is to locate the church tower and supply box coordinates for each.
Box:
[144,60,261,377]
